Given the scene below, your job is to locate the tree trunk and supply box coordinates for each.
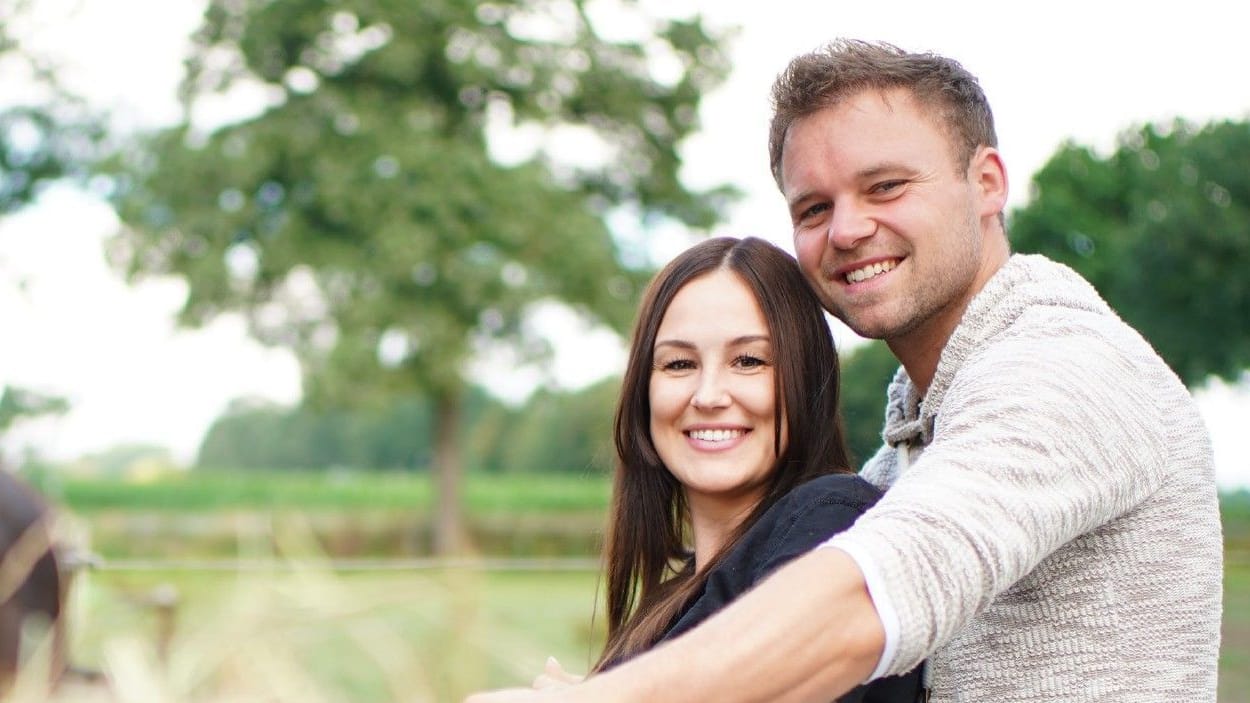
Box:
[431,386,468,556]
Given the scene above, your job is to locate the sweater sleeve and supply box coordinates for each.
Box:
[825,326,1169,675]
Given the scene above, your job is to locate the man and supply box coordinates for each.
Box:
[467,39,1223,702]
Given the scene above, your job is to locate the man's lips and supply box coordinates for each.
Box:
[834,257,901,285]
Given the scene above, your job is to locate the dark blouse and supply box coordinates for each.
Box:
[658,473,924,703]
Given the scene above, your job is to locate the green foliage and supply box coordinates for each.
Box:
[0,0,102,212]
[1008,119,1250,385]
[197,396,435,470]
[196,379,616,473]
[102,0,733,551]
[72,442,175,476]
[105,0,734,402]
[837,341,898,466]
[0,385,68,433]
[490,376,618,474]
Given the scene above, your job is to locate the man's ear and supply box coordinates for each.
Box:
[969,146,1008,218]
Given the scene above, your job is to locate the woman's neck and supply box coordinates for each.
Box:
[686,493,761,572]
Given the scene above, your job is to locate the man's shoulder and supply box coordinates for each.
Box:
[966,297,1170,387]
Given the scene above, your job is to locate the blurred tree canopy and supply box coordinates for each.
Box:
[197,377,616,476]
[105,0,734,553]
[0,0,101,212]
[837,341,897,467]
[0,386,68,435]
[1,3,97,466]
[1009,119,1250,386]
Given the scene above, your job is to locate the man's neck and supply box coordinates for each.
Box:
[891,243,1011,394]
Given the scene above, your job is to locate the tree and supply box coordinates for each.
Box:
[1,4,98,475]
[0,386,68,435]
[0,385,69,471]
[0,0,100,211]
[837,341,898,467]
[1009,119,1250,386]
[494,376,617,473]
[105,0,734,553]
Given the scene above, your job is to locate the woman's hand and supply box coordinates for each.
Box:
[532,656,584,690]
[462,657,586,702]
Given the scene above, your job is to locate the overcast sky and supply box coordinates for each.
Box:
[2,0,1248,486]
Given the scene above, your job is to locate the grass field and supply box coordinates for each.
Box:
[46,560,1250,702]
[60,566,604,702]
[1222,559,1250,702]
[19,473,1250,700]
[35,470,612,515]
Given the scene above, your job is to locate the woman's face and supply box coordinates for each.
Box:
[648,269,784,518]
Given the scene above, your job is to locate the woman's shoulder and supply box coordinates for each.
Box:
[771,472,884,517]
[745,473,883,575]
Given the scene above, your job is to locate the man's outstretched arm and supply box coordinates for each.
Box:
[464,547,885,703]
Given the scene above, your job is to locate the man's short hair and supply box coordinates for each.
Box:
[768,39,998,189]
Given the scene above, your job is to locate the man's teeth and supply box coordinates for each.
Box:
[845,260,897,284]
[689,429,743,442]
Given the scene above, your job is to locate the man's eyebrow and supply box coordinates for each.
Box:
[856,162,909,180]
[786,163,911,210]
[786,189,819,211]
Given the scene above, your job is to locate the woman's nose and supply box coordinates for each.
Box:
[690,370,731,409]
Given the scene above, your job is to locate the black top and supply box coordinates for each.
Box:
[658,473,924,703]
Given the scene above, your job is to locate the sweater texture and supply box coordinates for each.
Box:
[826,254,1223,702]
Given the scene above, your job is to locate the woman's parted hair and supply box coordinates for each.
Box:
[768,39,997,189]
[597,236,852,669]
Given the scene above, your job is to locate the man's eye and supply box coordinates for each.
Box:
[800,203,830,221]
[871,180,906,194]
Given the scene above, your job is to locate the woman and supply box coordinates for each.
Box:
[541,236,920,701]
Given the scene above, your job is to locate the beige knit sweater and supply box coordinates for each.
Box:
[827,254,1223,702]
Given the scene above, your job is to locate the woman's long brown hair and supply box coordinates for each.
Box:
[595,236,852,670]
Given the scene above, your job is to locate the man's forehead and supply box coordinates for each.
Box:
[779,87,959,188]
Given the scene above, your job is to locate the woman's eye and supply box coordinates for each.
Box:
[661,359,696,372]
[734,354,767,369]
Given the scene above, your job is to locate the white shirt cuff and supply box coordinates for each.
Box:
[818,538,899,682]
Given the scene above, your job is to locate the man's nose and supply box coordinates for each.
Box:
[827,200,875,250]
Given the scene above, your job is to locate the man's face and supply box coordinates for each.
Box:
[781,88,993,349]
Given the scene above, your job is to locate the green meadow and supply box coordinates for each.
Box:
[30,472,1250,702]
